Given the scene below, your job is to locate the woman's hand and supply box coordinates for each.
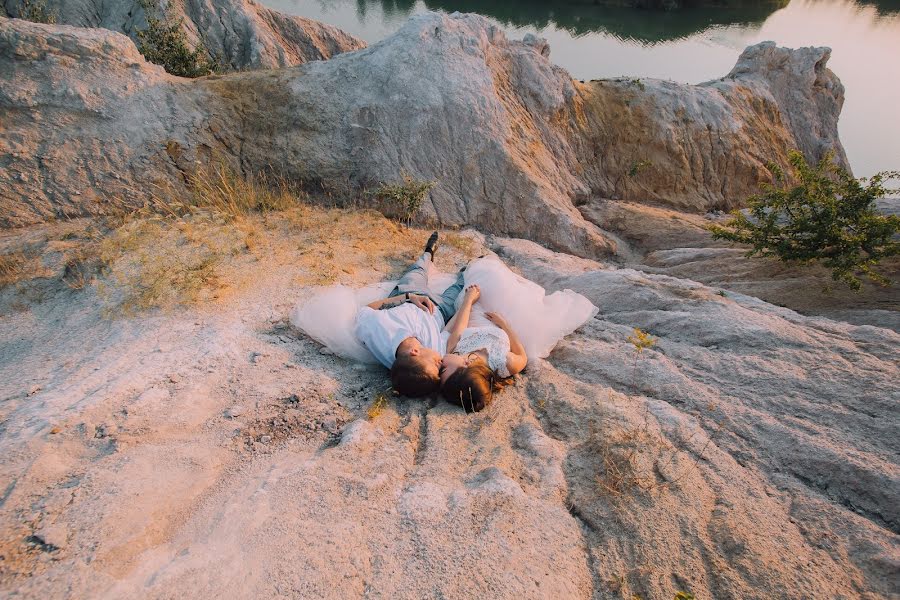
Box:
[484,311,509,329]
[464,284,481,304]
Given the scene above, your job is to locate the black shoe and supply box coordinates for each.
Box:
[424,231,439,259]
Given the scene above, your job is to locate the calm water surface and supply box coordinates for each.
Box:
[262,0,900,178]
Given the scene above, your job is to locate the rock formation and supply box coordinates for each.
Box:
[1,0,365,70]
[0,12,848,259]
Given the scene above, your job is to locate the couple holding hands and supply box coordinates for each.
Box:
[351,232,594,412]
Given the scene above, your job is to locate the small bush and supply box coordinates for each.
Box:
[709,150,899,290]
[136,0,218,78]
[15,0,56,23]
[613,157,653,198]
[369,174,435,226]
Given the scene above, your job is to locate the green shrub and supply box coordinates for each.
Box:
[136,0,218,78]
[709,150,899,290]
[370,174,435,226]
[16,0,56,23]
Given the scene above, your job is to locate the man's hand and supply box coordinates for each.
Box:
[464,284,481,304]
[485,311,509,329]
[409,294,435,314]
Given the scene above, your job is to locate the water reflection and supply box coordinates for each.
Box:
[423,0,788,42]
[262,0,900,177]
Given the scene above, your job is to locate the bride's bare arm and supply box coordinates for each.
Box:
[484,311,528,376]
[445,285,480,352]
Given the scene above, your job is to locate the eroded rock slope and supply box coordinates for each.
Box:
[0,12,847,258]
[1,0,365,70]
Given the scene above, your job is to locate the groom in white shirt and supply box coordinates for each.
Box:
[354,232,465,397]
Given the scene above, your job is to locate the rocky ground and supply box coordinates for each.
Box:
[0,209,897,599]
[1,8,898,599]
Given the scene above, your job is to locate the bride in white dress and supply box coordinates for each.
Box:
[437,255,597,412]
[290,253,598,410]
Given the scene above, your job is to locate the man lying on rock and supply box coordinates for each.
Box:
[353,232,465,397]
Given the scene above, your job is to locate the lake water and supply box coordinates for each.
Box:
[261,0,900,179]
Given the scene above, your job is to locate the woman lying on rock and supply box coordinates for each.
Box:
[291,232,598,412]
[433,249,597,411]
[438,282,526,413]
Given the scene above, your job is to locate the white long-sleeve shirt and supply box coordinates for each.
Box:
[353,303,448,368]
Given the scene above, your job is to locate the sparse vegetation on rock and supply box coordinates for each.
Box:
[135,0,218,77]
[710,150,900,290]
[369,174,435,227]
[13,0,56,23]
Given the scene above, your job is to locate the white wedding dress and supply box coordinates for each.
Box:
[290,255,598,364]
[453,255,598,359]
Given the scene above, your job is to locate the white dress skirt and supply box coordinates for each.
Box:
[454,255,598,360]
[290,255,598,363]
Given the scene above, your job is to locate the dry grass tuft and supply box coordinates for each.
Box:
[366,393,390,420]
[590,422,655,496]
[444,231,478,259]
[188,163,301,218]
[137,161,303,222]
[0,244,55,289]
[0,251,31,288]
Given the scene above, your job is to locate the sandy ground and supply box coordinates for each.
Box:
[0,212,898,599]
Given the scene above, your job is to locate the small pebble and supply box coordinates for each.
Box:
[168,373,181,383]
[319,347,334,356]
[260,435,272,444]
[28,385,42,396]
[225,406,245,418]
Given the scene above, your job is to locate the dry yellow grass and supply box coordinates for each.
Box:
[444,231,479,259]
[0,251,30,288]
[4,163,485,313]
[366,393,390,420]
[591,423,655,496]
[0,244,57,289]
[98,215,238,313]
[94,203,445,313]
